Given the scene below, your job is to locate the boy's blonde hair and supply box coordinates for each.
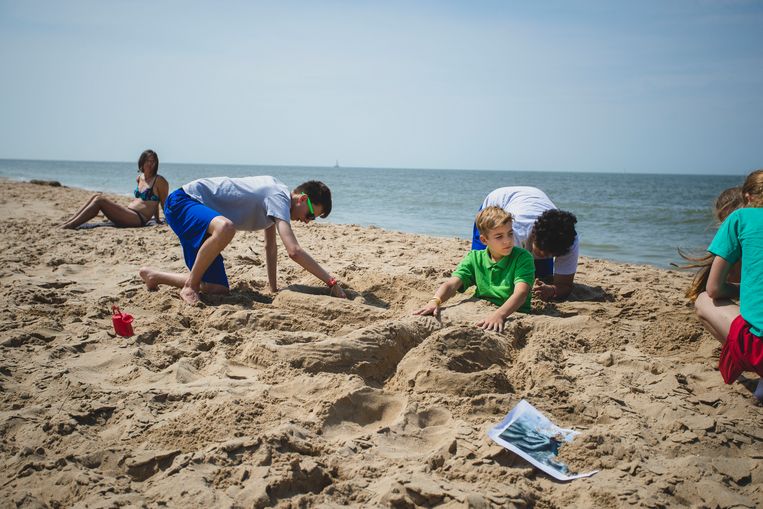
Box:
[743,169,763,207]
[476,206,512,237]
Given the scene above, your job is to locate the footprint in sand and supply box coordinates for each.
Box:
[375,405,458,459]
[320,387,406,440]
[321,387,459,459]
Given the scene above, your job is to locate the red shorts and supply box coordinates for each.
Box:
[719,315,763,384]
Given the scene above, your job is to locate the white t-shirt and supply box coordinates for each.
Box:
[182,176,291,231]
[482,186,579,275]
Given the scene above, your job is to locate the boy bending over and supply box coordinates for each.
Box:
[140,176,346,305]
[414,206,535,332]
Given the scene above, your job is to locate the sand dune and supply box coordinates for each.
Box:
[1,180,761,508]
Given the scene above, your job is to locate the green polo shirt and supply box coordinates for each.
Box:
[452,247,535,313]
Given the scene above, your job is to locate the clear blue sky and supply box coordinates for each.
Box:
[1,1,761,174]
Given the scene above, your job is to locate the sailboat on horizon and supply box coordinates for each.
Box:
[333,160,340,168]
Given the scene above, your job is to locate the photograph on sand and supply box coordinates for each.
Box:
[1,0,763,507]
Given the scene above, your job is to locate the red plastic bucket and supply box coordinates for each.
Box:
[112,306,134,337]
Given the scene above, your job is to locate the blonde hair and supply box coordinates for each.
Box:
[681,170,763,301]
[742,169,763,207]
[714,186,744,223]
[476,206,512,236]
[679,186,744,301]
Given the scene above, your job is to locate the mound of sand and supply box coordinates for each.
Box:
[1,180,761,508]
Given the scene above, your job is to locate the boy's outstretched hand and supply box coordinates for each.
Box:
[330,284,347,299]
[476,311,507,332]
[413,300,440,318]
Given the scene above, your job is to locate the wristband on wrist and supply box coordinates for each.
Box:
[327,277,337,288]
[430,297,442,306]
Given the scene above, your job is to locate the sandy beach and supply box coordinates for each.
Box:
[1,180,761,508]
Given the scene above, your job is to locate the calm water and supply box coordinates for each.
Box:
[0,159,742,268]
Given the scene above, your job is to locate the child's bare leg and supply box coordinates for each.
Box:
[180,217,235,305]
[695,292,739,343]
[139,268,187,290]
[200,282,229,294]
[139,267,229,295]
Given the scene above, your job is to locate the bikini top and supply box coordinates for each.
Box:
[134,177,160,202]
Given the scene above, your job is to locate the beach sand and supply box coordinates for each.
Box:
[1,180,761,508]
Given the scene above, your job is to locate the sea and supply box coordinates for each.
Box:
[0,159,743,269]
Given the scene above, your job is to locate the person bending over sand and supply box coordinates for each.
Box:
[695,170,763,394]
[61,149,169,229]
[140,176,346,305]
[414,206,534,332]
[472,186,578,302]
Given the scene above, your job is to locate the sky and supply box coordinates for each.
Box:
[0,1,761,174]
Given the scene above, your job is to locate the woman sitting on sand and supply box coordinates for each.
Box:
[61,149,169,229]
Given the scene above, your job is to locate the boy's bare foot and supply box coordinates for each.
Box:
[139,267,159,291]
[180,286,202,306]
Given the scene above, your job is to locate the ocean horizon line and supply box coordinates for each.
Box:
[0,157,746,178]
[0,160,741,269]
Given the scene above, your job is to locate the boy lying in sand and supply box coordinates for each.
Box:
[414,206,534,332]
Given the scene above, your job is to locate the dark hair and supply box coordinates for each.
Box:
[533,209,577,256]
[138,149,159,173]
[293,180,332,218]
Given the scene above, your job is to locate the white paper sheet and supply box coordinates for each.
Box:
[487,399,598,481]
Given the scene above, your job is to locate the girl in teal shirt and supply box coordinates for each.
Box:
[695,170,763,393]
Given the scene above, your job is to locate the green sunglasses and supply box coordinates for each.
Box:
[301,193,315,220]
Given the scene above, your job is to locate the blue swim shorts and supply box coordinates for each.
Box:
[471,219,487,251]
[533,258,554,278]
[164,188,229,288]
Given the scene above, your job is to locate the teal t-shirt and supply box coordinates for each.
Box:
[708,208,763,336]
[452,247,535,313]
